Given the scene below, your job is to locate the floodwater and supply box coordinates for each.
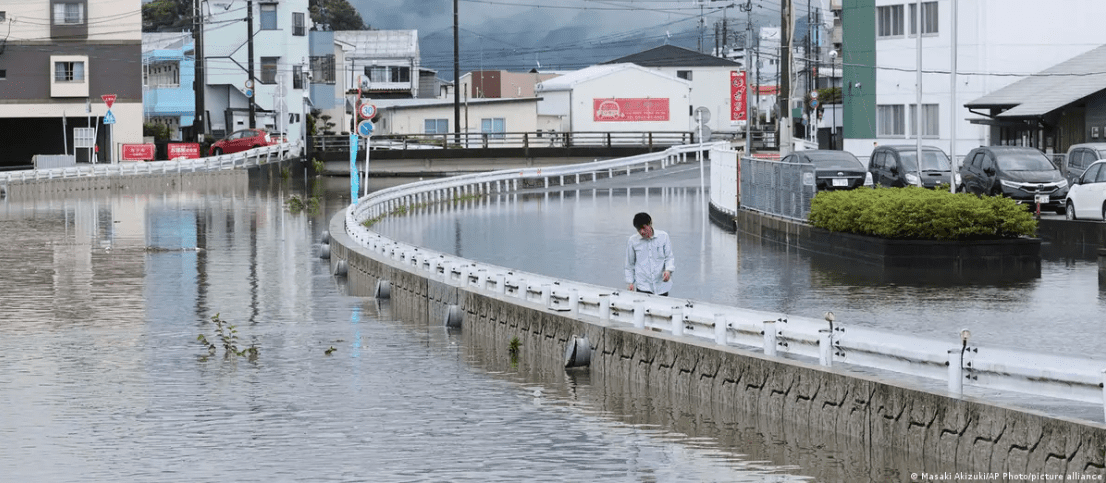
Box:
[372,164,1106,358]
[0,171,933,482]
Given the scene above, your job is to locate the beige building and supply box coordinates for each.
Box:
[370,97,543,141]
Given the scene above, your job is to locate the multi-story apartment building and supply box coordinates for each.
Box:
[0,1,143,166]
[841,0,1106,161]
[203,0,311,141]
[143,32,195,142]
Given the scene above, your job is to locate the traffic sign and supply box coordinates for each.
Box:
[357,120,374,137]
[245,89,254,98]
[103,110,116,125]
[810,99,820,109]
[359,103,377,119]
[245,79,254,89]
[810,91,819,100]
[101,94,116,109]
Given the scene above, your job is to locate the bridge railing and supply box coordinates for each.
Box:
[0,142,300,185]
[344,143,1106,422]
[313,131,699,152]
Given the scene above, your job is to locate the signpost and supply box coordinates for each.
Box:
[357,102,375,199]
[102,94,116,163]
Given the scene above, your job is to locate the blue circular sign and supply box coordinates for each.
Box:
[357,120,375,137]
[245,89,254,98]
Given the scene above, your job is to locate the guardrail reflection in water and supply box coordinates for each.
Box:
[344,143,1106,423]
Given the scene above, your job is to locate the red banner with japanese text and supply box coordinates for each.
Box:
[121,144,156,161]
[593,98,670,122]
[168,143,201,159]
[731,71,747,122]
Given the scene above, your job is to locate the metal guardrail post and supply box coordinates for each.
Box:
[569,289,579,318]
[763,319,777,356]
[541,284,551,307]
[599,294,611,323]
[671,306,684,336]
[633,300,645,329]
[495,274,506,295]
[949,349,964,395]
[819,330,833,367]
[714,314,727,345]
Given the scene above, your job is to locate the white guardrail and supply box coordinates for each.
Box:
[0,142,301,184]
[343,143,1106,422]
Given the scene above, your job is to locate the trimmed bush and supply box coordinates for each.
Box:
[808,187,1037,240]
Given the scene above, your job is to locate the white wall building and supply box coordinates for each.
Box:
[370,98,541,139]
[535,64,692,135]
[204,0,311,141]
[858,0,1106,161]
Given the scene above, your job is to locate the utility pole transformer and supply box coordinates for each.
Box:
[779,0,792,153]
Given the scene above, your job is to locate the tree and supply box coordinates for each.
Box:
[142,0,192,32]
[310,0,368,31]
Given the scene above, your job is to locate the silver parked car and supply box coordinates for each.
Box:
[1063,142,1106,186]
[1064,159,1106,220]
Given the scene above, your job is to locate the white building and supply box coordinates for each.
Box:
[854,0,1106,161]
[535,64,692,135]
[604,45,746,136]
[203,0,311,141]
[370,97,541,139]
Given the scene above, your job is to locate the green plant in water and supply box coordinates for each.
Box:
[325,346,337,355]
[286,194,320,215]
[508,336,521,356]
[280,166,291,180]
[197,313,259,360]
[312,158,326,174]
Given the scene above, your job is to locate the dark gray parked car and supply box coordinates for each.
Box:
[869,145,957,188]
[782,150,867,191]
[958,145,1068,213]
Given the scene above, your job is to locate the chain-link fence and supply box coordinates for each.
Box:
[739,156,817,221]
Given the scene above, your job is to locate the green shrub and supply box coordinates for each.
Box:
[808,187,1037,240]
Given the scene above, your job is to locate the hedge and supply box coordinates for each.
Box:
[807,186,1038,240]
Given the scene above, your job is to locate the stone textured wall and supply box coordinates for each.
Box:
[330,211,1106,478]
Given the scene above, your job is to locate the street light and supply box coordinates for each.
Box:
[829,49,838,150]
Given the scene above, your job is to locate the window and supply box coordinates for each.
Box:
[481,118,505,139]
[0,70,6,80]
[389,66,410,83]
[260,57,278,84]
[310,55,335,83]
[54,61,84,82]
[909,104,939,137]
[877,5,904,38]
[293,12,305,36]
[53,2,84,25]
[366,66,386,82]
[676,70,692,81]
[877,104,905,136]
[0,12,6,23]
[909,2,939,35]
[293,65,303,89]
[260,4,277,30]
[424,119,448,134]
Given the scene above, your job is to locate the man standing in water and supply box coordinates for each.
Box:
[625,212,675,296]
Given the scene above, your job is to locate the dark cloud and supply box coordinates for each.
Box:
[351,0,780,79]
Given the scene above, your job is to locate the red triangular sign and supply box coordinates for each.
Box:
[102,94,116,109]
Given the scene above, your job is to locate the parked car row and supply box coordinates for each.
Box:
[792,143,1106,221]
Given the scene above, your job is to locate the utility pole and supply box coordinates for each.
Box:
[247,0,256,128]
[779,0,792,153]
[192,0,206,142]
[743,0,752,155]
[453,0,460,145]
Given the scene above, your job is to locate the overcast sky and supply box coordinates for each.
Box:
[350,0,788,79]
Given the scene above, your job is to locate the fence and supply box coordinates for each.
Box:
[738,152,817,221]
[345,143,1106,423]
[312,131,699,152]
[0,142,300,185]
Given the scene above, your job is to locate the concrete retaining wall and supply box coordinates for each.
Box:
[329,211,1106,477]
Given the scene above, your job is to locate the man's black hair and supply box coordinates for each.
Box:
[633,212,652,230]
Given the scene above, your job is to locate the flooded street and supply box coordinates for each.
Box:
[0,171,921,482]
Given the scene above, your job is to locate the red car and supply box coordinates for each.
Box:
[209,129,273,156]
